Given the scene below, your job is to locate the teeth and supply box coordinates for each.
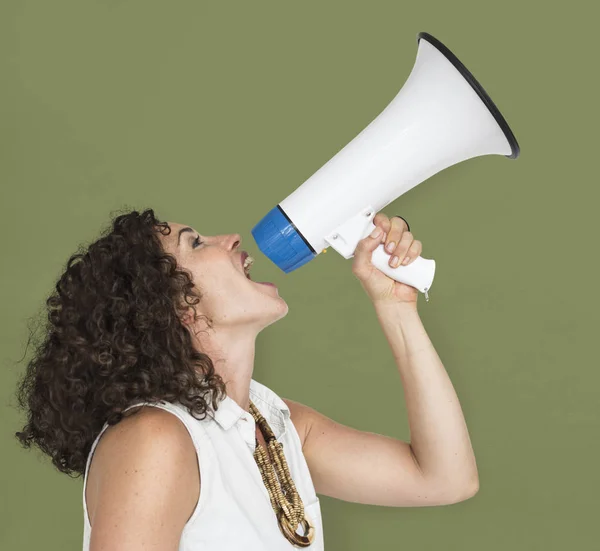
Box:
[243,255,254,275]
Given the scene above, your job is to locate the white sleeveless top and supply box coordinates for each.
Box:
[82,378,325,550]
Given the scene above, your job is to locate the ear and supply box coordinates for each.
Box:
[180,306,194,326]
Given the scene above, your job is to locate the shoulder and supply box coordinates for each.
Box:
[100,404,196,456]
[251,379,312,448]
[88,405,200,544]
[96,404,199,480]
[281,397,316,451]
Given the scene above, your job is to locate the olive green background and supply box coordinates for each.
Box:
[1,1,597,549]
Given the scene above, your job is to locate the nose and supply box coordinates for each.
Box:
[226,233,241,251]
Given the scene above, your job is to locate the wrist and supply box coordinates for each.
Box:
[372,300,419,313]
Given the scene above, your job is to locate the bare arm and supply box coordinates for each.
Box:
[282,303,478,508]
[89,407,200,551]
[372,301,479,492]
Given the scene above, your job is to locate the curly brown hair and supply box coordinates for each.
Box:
[13,207,227,478]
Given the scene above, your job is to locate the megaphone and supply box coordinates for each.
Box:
[251,31,520,302]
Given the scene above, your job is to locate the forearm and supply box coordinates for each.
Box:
[373,301,479,494]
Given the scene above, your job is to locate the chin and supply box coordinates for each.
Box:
[256,305,287,331]
[246,278,288,315]
[268,297,289,323]
[278,300,289,316]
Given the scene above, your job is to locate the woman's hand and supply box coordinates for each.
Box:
[351,212,423,306]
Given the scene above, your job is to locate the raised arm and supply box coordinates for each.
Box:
[282,303,479,508]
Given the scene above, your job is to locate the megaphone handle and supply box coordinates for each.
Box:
[361,220,436,301]
[328,212,436,301]
[369,246,435,302]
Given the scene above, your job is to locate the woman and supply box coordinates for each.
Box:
[15,208,478,550]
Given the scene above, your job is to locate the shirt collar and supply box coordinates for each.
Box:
[209,378,291,439]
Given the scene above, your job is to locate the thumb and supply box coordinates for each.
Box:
[352,226,385,277]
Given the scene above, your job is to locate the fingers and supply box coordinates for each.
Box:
[390,234,422,267]
[406,239,422,264]
[352,224,386,279]
[381,216,406,259]
[372,212,392,235]
[370,213,420,268]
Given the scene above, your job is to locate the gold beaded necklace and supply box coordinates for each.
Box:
[249,400,315,547]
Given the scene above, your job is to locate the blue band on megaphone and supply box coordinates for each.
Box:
[251,205,316,274]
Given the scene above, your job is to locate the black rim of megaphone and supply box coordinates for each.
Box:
[417,32,520,159]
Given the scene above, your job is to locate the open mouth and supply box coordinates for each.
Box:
[241,253,277,290]
[242,254,254,280]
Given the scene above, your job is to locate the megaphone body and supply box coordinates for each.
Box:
[252,32,520,302]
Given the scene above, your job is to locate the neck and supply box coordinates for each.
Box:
[190,324,258,413]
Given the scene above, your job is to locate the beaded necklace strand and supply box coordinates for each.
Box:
[249,400,315,547]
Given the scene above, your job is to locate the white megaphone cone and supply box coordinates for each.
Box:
[251,32,520,302]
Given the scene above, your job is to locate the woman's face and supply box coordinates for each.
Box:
[160,222,288,331]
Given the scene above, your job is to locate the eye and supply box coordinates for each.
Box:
[192,235,203,248]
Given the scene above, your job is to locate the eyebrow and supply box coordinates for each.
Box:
[177,227,195,247]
